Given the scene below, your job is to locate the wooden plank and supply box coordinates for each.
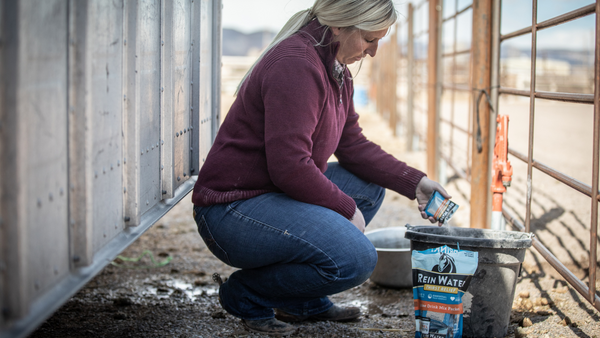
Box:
[427,0,440,181]
[469,0,493,228]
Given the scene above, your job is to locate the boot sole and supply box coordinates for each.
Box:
[241,321,297,337]
[275,311,360,323]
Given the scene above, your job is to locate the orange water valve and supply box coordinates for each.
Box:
[491,114,513,216]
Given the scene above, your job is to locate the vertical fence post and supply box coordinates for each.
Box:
[427,0,441,181]
[470,0,493,228]
[589,0,600,306]
[384,44,395,123]
[489,0,502,229]
[390,24,398,135]
[407,3,415,151]
[524,0,538,233]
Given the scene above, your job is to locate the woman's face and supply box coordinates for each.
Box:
[331,27,388,65]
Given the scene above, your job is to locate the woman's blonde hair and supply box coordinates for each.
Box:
[235,0,397,94]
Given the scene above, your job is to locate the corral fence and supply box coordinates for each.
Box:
[0,1,222,337]
[371,0,600,311]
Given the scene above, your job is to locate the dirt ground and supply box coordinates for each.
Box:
[29,110,599,338]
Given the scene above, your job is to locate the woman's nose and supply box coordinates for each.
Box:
[366,43,379,58]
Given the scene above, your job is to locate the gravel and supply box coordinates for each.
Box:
[29,111,600,338]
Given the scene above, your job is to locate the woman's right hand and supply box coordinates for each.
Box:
[350,207,366,233]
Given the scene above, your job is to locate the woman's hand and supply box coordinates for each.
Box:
[416,176,451,226]
[350,207,366,233]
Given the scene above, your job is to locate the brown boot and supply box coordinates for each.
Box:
[242,318,297,336]
[275,305,361,323]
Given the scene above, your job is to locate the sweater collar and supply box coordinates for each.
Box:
[298,19,342,80]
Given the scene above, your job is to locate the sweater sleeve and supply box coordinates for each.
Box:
[261,57,357,219]
[334,84,426,200]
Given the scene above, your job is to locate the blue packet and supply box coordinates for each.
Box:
[412,245,478,338]
[424,191,459,224]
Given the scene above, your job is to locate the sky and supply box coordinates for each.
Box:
[222,0,596,51]
[222,0,314,34]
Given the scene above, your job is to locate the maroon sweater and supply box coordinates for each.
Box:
[192,19,426,220]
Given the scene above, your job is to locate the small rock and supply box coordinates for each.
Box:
[113,297,133,307]
[113,312,127,320]
[519,291,530,299]
[560,316,572,326]
[521,317,532,327]
[170,289,185,298]
[535,310,552,316]
[511,312,525,324]
[515,327,530,338]
[554,286,568,294]
[523,299,533,310]
[210,310,227,319]
[194,279,208,286]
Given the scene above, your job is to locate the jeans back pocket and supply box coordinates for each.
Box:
[195,214,233,266]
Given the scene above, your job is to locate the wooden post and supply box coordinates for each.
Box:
[470,0,494,228]
[407,3,415,151]
[427,0,440,181]
[390,24,398,135]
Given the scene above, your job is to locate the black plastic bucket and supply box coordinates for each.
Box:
[404,225,533,338]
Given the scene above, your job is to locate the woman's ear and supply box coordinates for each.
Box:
[331,27,342,36]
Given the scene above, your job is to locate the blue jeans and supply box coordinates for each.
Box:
[192,163,385,320]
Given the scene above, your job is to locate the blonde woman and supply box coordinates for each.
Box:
[192,0,449,335]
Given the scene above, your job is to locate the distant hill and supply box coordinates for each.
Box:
[500,45,594,66]
[223,28,276,56]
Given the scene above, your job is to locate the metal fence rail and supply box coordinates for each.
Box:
[440,0,473,187]
[371,0,599,312]
[0,1,222,337]
[497,0,599,311]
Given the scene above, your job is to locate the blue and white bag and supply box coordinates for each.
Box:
[412,245,478,338]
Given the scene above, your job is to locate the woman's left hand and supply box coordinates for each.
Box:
[415,176,451,226]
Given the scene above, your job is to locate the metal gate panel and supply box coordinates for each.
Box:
[1,1,24,323]
[160,0,174,198]
[88,0,126,252]
[191,0,202,172]
[137,0,162,216]
[199,0,213,164]
[0,1,221,336]
[172,0,192,192]
[1,0,71,319]
[161,0,193,198]
[123,0,142,226]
